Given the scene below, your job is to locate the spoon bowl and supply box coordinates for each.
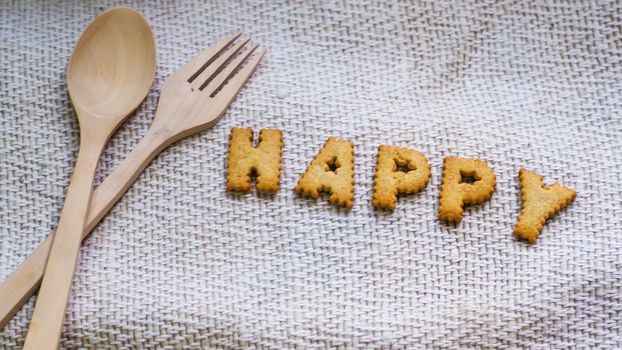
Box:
[67,7,156,118]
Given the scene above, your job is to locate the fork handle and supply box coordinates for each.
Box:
[0,129,172,332]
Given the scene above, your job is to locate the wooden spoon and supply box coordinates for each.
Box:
[23,8,156,349]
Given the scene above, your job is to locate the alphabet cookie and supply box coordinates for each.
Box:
[513,168,576,243]
[438,157,496,222]
[294,137,355,208]
[226,128,283,193]
[372,145,431,210]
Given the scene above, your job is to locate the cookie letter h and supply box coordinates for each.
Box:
[226,128,283,193]
[438,157,496,222]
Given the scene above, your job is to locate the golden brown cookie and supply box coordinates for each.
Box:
[226,128,283,193]
[372,145,431,210]
[513,168,576,243]
[438,157,496,223]
[294,137,355,208]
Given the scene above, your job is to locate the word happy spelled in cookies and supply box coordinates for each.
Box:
[226,128,576,243]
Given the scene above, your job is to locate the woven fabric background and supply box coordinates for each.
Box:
[1,0,621,348]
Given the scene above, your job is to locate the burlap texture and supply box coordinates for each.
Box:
[1,0,621,348]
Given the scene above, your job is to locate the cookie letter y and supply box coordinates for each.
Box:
[372,145,431,210]
[227,128,283,193]
[514,168,576,243]
[294,137,355,208]
[438,157,496,222]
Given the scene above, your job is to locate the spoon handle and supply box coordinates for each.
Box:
[22,136,107,349]
[0,129,171,331]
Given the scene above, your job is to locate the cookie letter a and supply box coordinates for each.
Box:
[226,128,283,193]
[372,145,431,210]
[294,137,355,208]
[438,157,496,222]
[514,168,576,243]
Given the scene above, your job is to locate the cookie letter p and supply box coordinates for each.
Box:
[294,137,355,208]
[438,157,496,222]
[226,128,283,193]
[514,168,576,243]
[372,145,431,210]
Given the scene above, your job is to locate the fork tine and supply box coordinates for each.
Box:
[189,37,250,90]
[201,44,259,96]
[179,31,241,82]
[213,48,266,101]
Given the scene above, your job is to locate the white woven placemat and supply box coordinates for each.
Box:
[1,0,621,348]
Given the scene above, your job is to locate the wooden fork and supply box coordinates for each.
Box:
[0,32,265,331]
